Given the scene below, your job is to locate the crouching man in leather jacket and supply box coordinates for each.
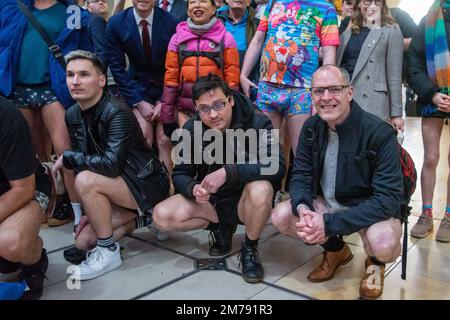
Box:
[53,50,169,280]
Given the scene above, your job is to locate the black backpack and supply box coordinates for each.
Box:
[177,37,225,74]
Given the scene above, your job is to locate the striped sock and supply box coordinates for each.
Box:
[97,235,116,251]
[422,205,433,218]
[134,213,153,229]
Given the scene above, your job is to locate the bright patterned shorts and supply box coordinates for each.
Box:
[256,81,312,117]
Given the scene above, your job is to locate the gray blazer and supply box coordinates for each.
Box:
[336,25,404,121]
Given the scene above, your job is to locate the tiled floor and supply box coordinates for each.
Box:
[2,116,449,300]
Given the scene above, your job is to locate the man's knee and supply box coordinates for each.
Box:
[271,200,293,233]
[153,200,177,230]
[365,224,401,263]
[0,231,28,262]
[74,171,97,195]
[424,151,440,168]
[245,181,273,208]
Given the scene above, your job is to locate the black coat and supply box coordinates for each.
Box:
[63,94,169,211]
[169,0,188,22]
[172,91,285,202]
[290,101,403,237]
[407,8,450,115]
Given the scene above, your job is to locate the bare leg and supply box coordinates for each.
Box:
[421,118,444,207]
[358,218,402,263]
[41,101,79,203]
[155,120,173,176]
[75,204,137,251]
[237,181,273,240]
[0,201,44,265]
[286,114,310,154]
[133,108,154,147]
[74,171,138,239]
[153,194,219,231]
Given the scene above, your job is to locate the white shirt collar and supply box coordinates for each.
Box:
[133,7,154,27]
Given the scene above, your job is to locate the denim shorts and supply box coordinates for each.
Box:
[257,81,312,117]
[10,84,58,110]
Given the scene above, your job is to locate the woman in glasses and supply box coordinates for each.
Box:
[336,0,404,132]
[160,0,240,139]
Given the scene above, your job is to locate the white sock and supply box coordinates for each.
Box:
[71,203,82,226]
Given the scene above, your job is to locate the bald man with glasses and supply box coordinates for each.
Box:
[272,65,404,300]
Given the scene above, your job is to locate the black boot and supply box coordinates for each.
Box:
[208,224,237,256]
[19,248,49,300]
[238,243,264,283]
[0,256,21,274]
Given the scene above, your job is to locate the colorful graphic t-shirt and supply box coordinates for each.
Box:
[257,0,339,88]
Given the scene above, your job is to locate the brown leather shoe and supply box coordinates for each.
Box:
[359,257,385,300]
[307,243,353,283]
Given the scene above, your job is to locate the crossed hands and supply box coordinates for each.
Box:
[295,206,328,245]
[432,92,450,113]
[136,100,161,122]
[192,168,227,204]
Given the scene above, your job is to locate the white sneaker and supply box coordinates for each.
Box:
[76,244,122,280]
[148,223,170,241]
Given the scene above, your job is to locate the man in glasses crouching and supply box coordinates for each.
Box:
[271,65,404,299]
[153,73,285,283]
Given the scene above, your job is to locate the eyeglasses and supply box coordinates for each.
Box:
[196,97,229,114]
[310,85,350,97]
[362,0,382,6]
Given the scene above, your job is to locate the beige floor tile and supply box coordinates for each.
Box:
[381,268,450,300]
[40,223,75,252]
[274,244,367,300]
[250,286,308,300]
[139,270,267,300]
[39,236,157,289]
[391,239,450,284]
[158,223,278,260]
[226,234,322,283]
[41,247,195,300]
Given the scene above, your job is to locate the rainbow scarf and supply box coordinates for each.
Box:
[423,0,450,115]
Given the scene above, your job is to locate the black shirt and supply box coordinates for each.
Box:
[0,97,35,195]
[341,27,370,79]
[0,97,51,198]
[81,101,101,154]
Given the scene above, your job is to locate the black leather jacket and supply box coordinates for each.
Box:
[63,93,169,211]
[290,101,403,237]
